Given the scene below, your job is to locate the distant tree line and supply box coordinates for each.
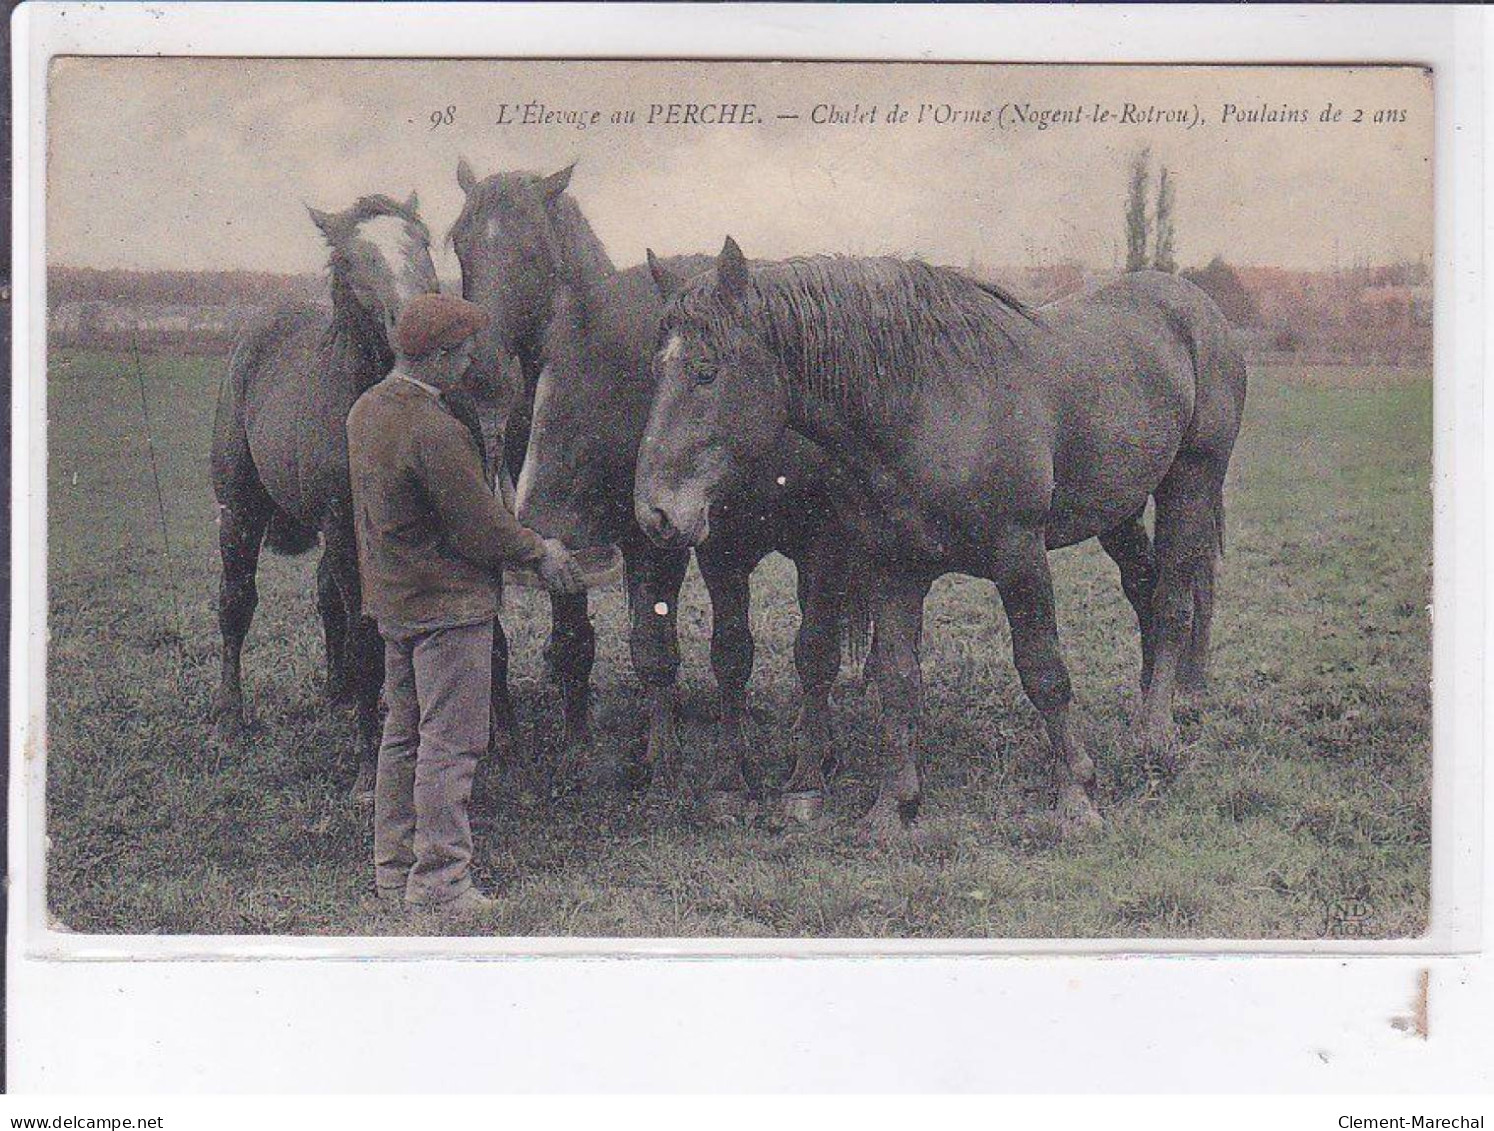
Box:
[1116,148,1428,363]
[49,267,319,307]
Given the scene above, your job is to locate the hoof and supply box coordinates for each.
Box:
[856,798,916,844]
[488,719,523,762]
[703,790,757,825]
[1057,786,1104,837]
[1141,739,1182,782]
[548,740,590,790]
[781,791,825,824]
[1176,659,1209,697]
[618,756,652,793]
[214,712,247,749]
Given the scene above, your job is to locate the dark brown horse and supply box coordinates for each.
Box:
[449,163,867,811]
[448,162,599,775]
[211,194,442,796]
[637,240,1247,837]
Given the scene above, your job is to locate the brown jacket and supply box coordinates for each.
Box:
[347,376,547,634]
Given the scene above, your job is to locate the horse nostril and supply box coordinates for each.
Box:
[649,507,675,540]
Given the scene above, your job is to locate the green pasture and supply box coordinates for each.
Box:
[44,348,1431,938]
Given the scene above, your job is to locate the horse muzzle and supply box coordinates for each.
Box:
[635,491,710,549]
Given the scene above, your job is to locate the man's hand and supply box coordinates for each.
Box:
[538,538,586,595]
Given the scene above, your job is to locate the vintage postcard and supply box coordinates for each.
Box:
[10,0,1491,1100]
[36,56,1440,943]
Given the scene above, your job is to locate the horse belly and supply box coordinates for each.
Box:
[243,365,352,523]
[1045,443,1172,549]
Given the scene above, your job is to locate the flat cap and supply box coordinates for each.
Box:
[394,293,491,358]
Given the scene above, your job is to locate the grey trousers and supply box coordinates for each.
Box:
[373,618,494,906]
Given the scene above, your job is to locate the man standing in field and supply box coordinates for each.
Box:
[347,293,585,918]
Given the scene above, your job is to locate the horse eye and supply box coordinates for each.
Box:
[691,366,717,387]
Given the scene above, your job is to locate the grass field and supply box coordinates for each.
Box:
[44,347,1432,938]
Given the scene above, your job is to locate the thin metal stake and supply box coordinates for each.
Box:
[129,328,188,664]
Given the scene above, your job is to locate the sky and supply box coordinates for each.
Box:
[47,59,1433,277]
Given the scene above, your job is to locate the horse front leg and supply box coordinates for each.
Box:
[346,613,384,804]
[489,614,520,760]
[214,497,271,746]
[623,542,690,793]
[782,528,853,822]
[698,547,756,820]
[996,529,1102,835]
[543,591,595,788]
[860,569,932,841]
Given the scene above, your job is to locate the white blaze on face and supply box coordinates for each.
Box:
[514,366,555,516]
[361,214,431,310]
[658,333,682,366]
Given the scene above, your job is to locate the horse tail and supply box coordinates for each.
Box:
[264,508,319,556]
[1158,273,1244,563]
[1212,478,1226,558]
[841,553,874,665]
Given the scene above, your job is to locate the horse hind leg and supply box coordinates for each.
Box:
[1140,452,1223,775]
[215,494,272,746]
[317,554,351,704]
[1099,511,1157,692]
[489,615,521,761]
[1177,552,1216,696]
[346,613,384,803]
[322,519,381,801]
[995,532,1102,836]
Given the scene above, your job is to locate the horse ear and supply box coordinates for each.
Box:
[457,157,477,195]
[717,236,750,299]
[541,162,575,201]
[405,191,420,215]
[307,206,343,242]
[647,249,683,300]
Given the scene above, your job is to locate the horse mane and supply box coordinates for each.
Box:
[343,193,426,232]
[446,171,616,286]
[673,255,1036,422]
[321,194,422,376]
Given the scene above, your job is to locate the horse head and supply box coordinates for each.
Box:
[635,237,790,549]
[449,160,578,379]
[309,193,438,352]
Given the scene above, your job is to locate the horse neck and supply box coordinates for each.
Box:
[326,271,393,388]
[543,285,655,501]
[550,194,617,286]
[537,196,619,357]
[786,385,955,562]
[776,336,910,459]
